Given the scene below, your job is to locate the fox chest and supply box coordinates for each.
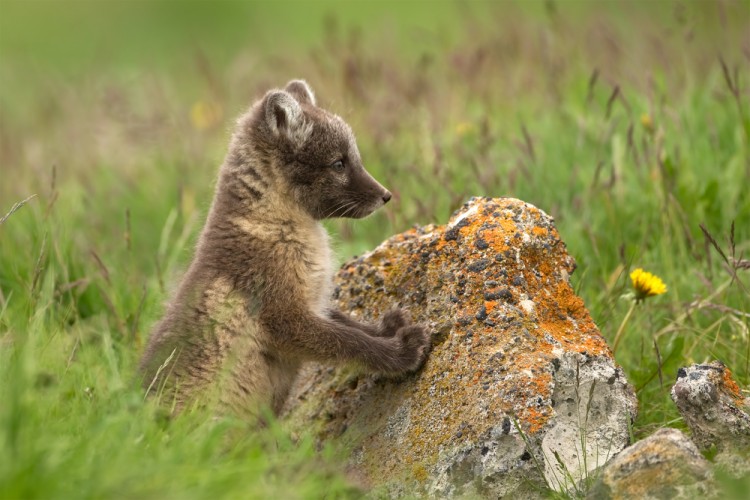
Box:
[287,224,334,315]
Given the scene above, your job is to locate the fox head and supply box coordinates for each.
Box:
[224,80,391,220]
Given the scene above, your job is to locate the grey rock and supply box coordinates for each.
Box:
[671,360,750,478]
[588,428,714,500]
[284,197,638,496]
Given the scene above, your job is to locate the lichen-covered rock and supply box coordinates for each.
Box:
[284,197,638,497]
[671,361,750,477]
[588,428,714,500]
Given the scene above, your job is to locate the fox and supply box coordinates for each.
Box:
[139,80,430,417]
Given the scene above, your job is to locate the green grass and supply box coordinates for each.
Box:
[1,0,749,497]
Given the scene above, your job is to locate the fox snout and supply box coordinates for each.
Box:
[352,166,392,217]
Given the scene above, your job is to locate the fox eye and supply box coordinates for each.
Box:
[330,160,345,172]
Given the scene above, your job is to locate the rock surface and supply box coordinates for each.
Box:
[671,360,750,477]
[284,197,638,496]
[588,428,714,500]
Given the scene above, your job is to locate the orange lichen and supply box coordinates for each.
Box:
[528,279,610,357]
[433,238,449,252]
[520,407,547,434]
[455,213,516,255]
[553,282,586,318]
[721,367,743,404]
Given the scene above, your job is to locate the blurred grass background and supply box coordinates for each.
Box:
[1,0,749,497]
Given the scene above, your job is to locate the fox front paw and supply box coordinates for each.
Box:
[376,309,409,337]
[391,324,431,374]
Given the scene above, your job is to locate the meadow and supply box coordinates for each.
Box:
[1,0,749,497]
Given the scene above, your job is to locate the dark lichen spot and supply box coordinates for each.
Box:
[458,316,473,326]
[476,305,488,321]
[475,238,489,250]
[490,351,505,363]
[456,217,471,229]
[502,417,511,434]
[521,451,532,461]
[468,259,489,272]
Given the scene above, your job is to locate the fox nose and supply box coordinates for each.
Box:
[382,191,392,204]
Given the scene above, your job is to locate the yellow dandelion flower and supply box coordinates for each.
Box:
[630,268,667,301]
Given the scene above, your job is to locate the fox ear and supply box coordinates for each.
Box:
[263,90,312,145]
[264,90,302,134]
[284,79,316,106]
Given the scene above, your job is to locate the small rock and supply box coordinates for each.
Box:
[671,361,750,451]
[589,428,713,500]
[671,360,750,477]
